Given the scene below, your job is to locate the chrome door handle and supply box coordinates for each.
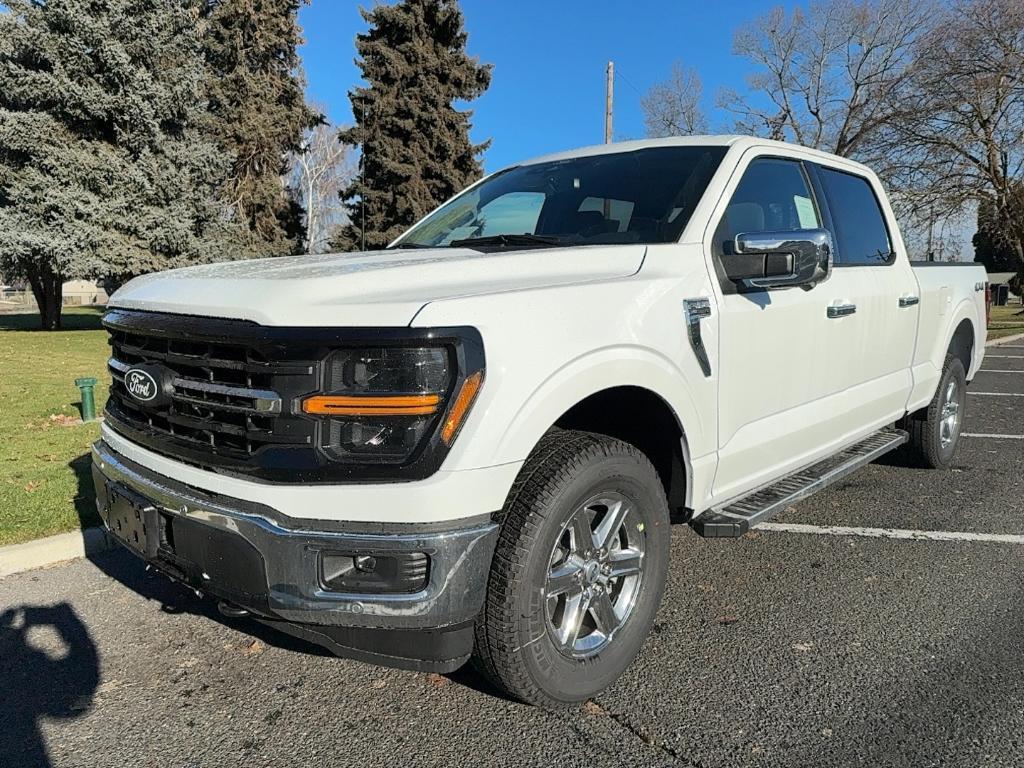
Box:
[899,296,920,308]
[827,303,856,319]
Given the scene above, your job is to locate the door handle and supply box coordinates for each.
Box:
[899,296,920,308]
[827,303,856,319]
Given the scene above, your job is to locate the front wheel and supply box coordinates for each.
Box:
[472,430,670,707]
[897,354,967,469]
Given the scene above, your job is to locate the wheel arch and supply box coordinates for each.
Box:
[947,317,975,378]
[552,385,693,515]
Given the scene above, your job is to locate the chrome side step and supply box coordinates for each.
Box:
[691,427,909,539]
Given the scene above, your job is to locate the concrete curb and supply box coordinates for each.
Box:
[0,527,115,579]
[987,331,1024,347]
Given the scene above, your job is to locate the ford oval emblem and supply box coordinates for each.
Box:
[125,368,159,402]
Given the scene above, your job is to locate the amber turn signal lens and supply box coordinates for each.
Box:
[441,371,484,444]
[302,393,441,416]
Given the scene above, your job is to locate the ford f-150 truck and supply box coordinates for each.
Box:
[92,136,987,707]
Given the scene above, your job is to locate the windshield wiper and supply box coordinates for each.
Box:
[386,241,435,250]
[448,233,566,249]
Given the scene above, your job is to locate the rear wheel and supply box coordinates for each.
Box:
[472,430,670,707]
[897,354,967,469]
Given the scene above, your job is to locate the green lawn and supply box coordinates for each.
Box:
[0,307,109,546]
[988,302,1024,340]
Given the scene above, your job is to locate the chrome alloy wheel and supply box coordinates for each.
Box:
[543,493,646,658]
[940,378,962,449]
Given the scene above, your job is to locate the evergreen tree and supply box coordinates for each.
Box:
[334,0,491,251]
[200,0,318,257]
[0,0,237,329]
[973,194,1024,275]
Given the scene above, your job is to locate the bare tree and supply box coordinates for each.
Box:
[718,0,934,158]
[287,120,355,254]
[641,62,708,137]
[890,0,1024,269]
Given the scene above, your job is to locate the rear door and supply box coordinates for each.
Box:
[811,164,918,426]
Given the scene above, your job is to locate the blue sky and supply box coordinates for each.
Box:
[298,0,774,171]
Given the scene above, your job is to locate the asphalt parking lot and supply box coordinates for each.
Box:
[2,343,1022,768]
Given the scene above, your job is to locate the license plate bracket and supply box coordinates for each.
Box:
[105,483,161,558]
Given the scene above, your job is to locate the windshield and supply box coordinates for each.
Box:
[393,146,728,249]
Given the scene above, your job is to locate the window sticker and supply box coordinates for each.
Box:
[793,195,818,229]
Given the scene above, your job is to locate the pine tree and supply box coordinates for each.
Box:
[334,0,491,251]
[200,0,318,257]
[974,195,1024,275]
[0,0,238,330]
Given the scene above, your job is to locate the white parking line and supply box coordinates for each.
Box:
[759,522,1024,544]
[986,355,1024,359]
[962,432,1024,440]
[978,369,1024,373]
[969,392,1024,397]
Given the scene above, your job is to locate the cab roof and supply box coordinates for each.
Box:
[516,135,875,177]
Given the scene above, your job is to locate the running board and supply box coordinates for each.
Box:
[691,428,909,539]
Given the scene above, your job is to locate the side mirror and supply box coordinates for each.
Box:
[726,229,833,290]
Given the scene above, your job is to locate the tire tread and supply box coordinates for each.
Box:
[472,429,664,707]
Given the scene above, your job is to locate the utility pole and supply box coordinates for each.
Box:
[926,204,934,261]
[604,61,614,144]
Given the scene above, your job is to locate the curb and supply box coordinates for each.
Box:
[0,527,115,579]
[986,331,1024,347]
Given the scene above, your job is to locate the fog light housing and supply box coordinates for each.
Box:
[319,550,429,594]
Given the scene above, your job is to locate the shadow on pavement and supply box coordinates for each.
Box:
[0,603,100,768]
[85,549,334,659]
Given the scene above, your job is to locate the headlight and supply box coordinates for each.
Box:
[300,346,481,465]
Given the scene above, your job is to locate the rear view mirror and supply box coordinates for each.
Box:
[726,229,833,290]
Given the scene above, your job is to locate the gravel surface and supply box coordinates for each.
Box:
[2,353,1021,768]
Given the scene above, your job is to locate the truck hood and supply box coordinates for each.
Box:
[109,245,646,326]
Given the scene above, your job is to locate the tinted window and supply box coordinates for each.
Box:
[818,167,892,265]
[714,158,820,256]
[394,146,728,249]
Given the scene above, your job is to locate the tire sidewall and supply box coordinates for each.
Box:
[930,358,967,466]
[512,453,670,704]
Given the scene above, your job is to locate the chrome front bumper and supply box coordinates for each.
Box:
[91,439,499,633]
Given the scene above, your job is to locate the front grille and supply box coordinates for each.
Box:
[104,310,321,475]
[101,309,486,483]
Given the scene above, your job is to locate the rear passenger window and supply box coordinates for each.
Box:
[713,158,820,257]
[818,168,893,265]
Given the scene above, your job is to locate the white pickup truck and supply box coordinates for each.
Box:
[93,136,987,707]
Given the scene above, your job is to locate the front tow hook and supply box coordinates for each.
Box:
[217,601,251,619]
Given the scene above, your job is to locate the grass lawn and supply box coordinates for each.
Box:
[988,302,1024,340]
[0,307,109,546]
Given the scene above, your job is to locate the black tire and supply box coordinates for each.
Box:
[897,354,967,469]
[472,430,670,708]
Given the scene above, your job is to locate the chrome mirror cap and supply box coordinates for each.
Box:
[734,228,833,290]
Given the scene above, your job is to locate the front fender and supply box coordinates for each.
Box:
[490,345,711,467]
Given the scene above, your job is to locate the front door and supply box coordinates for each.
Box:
[705,152,876,501]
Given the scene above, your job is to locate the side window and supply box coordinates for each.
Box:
[713,158,820,257]
[817,167,893,265]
